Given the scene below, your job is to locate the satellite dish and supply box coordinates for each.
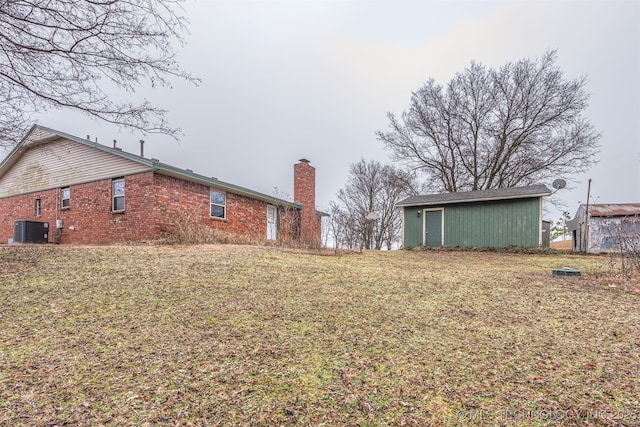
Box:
[552,179,566,190]
[365,212,380,221]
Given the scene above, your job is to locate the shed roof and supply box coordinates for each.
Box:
[587,203,640,217]
[0,124,304,209]
[397,185,552,207]
[567,203,640,231]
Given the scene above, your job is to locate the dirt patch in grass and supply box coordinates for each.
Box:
[550,240,572,252]
[0,245,638,426]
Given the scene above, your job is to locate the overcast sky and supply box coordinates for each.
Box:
[37,0,639,221]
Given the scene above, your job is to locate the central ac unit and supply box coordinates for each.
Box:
[13,220,49,243]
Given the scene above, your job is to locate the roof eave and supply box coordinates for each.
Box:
[153,165,302,209]
[0,124,42,174]
[397,192,551,208]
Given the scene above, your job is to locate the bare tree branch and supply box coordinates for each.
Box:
[0,0,199,150]
[377,50,600,193]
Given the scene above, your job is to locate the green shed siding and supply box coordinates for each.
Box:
[403,206,424,248]
[444,198,540,247]
[402,197,542,248]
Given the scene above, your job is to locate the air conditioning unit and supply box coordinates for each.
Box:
[13,220,49,244]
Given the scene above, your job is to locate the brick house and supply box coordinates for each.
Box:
[0,125,323,245]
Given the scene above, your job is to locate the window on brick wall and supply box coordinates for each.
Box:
[61,187,70,209]
[35,198,42,217]
[113,178,125,212]
[210,189,226,219]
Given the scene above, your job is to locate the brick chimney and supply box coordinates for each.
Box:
[294,159,320,245]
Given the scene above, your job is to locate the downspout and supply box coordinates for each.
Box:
[276,206,280,242]
[401,206,405,249]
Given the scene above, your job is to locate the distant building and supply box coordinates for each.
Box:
[566,203,640,253]
[0,125,324,245]
[397,185,552,249]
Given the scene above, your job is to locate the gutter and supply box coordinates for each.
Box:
[396,192,552,208]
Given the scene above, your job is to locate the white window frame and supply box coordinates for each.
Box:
[210,189,226,219]
[35,198,42,217]
[112,178,125,212]
[61,187,70,209]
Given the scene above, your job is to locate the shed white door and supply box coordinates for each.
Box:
[267,205,278,240]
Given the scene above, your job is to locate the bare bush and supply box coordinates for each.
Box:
[606,215,640,278]
[163,215,263,246]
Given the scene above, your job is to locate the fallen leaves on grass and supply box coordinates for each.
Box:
[0,245,638,426]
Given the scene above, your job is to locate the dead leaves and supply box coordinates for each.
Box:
[0,245,638,425]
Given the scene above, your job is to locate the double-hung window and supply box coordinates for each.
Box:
[61,187,70,209]
[35,198,42,217]
[113,178,125,212]
[210,189,226,219]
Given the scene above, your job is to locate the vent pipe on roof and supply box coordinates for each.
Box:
[113,139,117,149]
[140,140,145,157]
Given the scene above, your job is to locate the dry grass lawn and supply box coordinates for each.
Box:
[0,244,638,426]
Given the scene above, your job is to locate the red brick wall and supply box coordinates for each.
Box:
[294,160,321,245]
[151,174,271,240]
[0,171,295,244]
[0,172,157,244]
[0,190,56,243]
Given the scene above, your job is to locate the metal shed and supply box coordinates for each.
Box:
[397,185,551,249]
[566,203,640,253]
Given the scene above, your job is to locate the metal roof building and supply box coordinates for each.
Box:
[566,203,640,253]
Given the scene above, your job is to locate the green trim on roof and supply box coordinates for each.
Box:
[150,163,303,209]
[2,124,305,210]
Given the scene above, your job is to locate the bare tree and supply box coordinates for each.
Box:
[0,0,198,150]
[328,201,359,250]
[550,211,572,241]
[377,51,600,192]
[329,159,420,250]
